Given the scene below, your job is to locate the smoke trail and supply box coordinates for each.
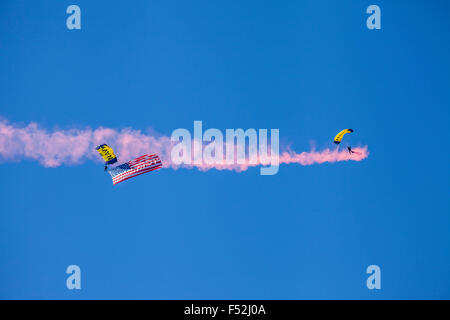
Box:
[0,119,368,170]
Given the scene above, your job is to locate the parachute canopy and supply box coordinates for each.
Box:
[96,144,118,165]
[333,129,353,144]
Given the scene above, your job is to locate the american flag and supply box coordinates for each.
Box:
[108,154,162,185]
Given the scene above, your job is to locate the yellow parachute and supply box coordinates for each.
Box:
[96,144,118,165]
[333,129,353,144]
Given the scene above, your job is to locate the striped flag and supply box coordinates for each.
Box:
[108,154,162,185]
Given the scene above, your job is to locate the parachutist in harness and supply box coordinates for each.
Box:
[96,144,118,172]
[347,146,361,156]
[333,129,362,156]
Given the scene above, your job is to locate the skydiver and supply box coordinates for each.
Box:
[347,146,361,155]
[104,165,108,171]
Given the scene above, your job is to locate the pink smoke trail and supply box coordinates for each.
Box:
[0,119,368,170]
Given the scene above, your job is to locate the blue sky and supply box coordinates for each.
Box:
[1,0,449,299]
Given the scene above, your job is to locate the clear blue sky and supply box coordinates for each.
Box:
[1,0,449,299]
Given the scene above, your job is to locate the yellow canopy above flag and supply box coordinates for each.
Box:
[96,144,118,165]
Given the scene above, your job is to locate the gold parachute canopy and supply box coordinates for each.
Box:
[96,144,118,165]
[333,129,354,144]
